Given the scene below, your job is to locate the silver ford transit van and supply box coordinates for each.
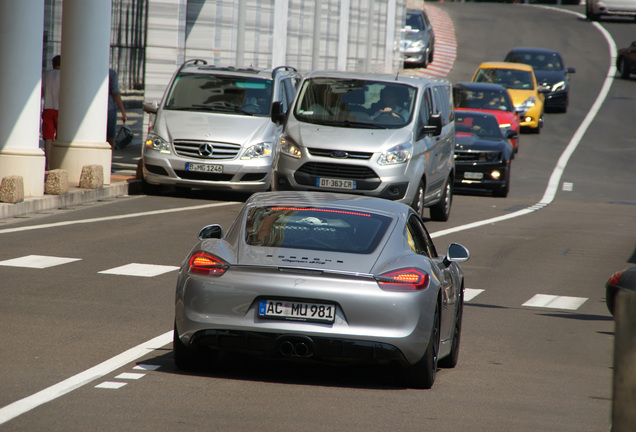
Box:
[142,60,301,193]
[271,71,455,221]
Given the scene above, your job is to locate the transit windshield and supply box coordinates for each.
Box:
[294,78,416,129]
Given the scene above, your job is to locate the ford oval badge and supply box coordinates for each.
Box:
[330,151,349,159]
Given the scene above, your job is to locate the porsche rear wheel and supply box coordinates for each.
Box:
[403,303,440,389]
[439,292,463,369]
[173,323,217,371]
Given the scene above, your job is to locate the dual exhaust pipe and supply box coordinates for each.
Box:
[277,336,314,358]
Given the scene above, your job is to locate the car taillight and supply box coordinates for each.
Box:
[376,268,430,291]
[607,270,625,287]
[188,252,229,276]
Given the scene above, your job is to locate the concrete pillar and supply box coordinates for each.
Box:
[612,289,636,431]
[0,0,46,197]
[49,0,113,185]
[384,0,397,74]
[312,0,322,70]
[337,0,351,71]
[272,0,289,68]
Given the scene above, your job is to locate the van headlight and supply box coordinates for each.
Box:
[378,142,412,165]
[241,142,272,160]
[145,133,171,154]
[279,135,302,159]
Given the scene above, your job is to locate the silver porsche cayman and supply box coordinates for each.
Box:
[174,191,469,388]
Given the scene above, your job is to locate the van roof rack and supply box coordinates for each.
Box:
[178,59,208,73]
[272,65,298,79]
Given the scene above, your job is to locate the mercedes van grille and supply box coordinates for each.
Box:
[298,162,378,179]
[173,140,241,160]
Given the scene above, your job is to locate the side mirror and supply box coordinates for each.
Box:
[270,101,286,124]
[418,113,442,139]
[198,224,223,240]
[505,129,518,139]
[143,100,159,114]
[443,243,469,266]
[567,67,576,74]
[538,85,551,94]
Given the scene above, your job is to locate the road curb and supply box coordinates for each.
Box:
[0,178,143,220]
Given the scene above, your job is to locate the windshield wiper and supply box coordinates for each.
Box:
[313,119,384,129]
[174,104,254,115]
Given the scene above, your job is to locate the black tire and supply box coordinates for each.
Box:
[618,58,630,79]
[411,180,426,219]
[173,324,217,371]
[493,165,510,198]
[142,179,162,195]
[429,177,452,222]
[586,3,599,21]
[439,291,463,369]
[402,303,440,389]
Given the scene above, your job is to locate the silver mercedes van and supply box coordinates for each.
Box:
[142,60,301,193]
[271,71,455,221]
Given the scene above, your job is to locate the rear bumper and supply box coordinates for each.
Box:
[189,329,408,365]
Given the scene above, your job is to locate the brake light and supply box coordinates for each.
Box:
[607,270,625,287]
[188,252,229,276]
[376,268,430,291]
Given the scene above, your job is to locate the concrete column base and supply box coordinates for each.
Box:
[0,147,45,197]
[49,140,112,185]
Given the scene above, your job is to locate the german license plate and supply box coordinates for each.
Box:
[316,177,356,190]
[259,299,335,323]
[464,172,483,180]
[186,163,223,173]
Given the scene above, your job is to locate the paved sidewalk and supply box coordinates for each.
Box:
[0,96,145,220]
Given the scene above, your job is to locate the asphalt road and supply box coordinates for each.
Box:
[1,3,635,431]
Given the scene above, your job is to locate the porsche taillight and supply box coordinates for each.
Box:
[188,252,229,276]
[376,268,430,291]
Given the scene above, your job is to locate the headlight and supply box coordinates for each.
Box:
[481,152,501,162]
[279,135,302,159]
[241,142,272,160]
[518,97,536,111]
[410,40,426,49]
[378,142,412,165]
[145,133,170,154]
[551,81,566,92]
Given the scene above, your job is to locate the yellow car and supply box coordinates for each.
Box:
[471,62,547,133]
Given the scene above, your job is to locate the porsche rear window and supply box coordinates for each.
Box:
[245,206,392,254]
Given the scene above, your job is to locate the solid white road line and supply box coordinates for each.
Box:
[0,201,241,235]
[0,331,172,425]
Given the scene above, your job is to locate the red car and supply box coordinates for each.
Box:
[453,82,521,154]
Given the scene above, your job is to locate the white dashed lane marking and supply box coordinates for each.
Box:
[94,382,127,390]
[98,263,179,277]
[522,294,588,311]
[95,364,159,390]
[0,255,81,269]
[464,288,484,302]
[465,289,588,311]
